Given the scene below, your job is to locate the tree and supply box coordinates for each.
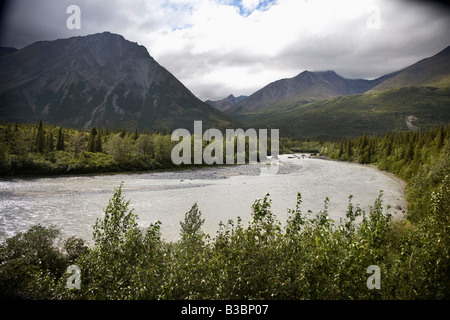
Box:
[87,127,97,153]
[153,135,173,165]
[104,133,133,163]
[93,182,138,251]
[0,225,66,299]
[46,132,54,152]
[337,142,344,158]
[346,140,353,159]
[95,132,102,153]
[87,183,143,299]
[12,130,31,157]
[70,133,85,157]
[405,141,414,162]
[136,134,154,157]
[384,135,393,157]
[180,202,205,244]
[0,143,7,168]
[435,125,445,152]
[35,120,45,153]
[359,132,368,149]
[56,127,65,151]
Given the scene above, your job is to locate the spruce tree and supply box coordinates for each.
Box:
[384,133,393,157]
[337,142,344,158]
[56,127,65,151]
[435,125,445,152]
[417,128,424,148]
[346,140,353,159]
[405,141,414,162]
[95,132,102,153]
[359,132,368,149]
[35,120,45,153]
[87,127,97,153]
[46,132,54,152]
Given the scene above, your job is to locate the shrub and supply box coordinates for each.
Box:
[0,225,66,299]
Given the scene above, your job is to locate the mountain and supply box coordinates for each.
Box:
[0,32,235,131]
[205,94,247,112]
[0,47,17,57]
[233,46,450,139]
[369,46,450,92]
[225,70,398,115]
[238,86,450,140]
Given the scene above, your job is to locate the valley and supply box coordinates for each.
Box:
[1,33,449,140]
[0,32,449,301]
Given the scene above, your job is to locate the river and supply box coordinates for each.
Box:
[0,155,406,244]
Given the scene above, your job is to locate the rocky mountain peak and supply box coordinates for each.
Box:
[0,32,234,131]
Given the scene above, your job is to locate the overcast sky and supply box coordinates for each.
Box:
[1,0,450,101]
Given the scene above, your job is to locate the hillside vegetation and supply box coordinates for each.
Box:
[236,86,450,139]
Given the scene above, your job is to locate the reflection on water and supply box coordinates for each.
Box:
[0,155,406,243]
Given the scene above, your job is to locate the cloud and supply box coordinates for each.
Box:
[241,0,261,11]
[1,0,449,100]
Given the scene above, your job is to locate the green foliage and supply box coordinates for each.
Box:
[0,225,66,299]
[64,236,88,264]
[65,184,165,299]
[1,121,268,176]
[0,122,179,176]
[180,203,205,245]
[1,120,306,177]
[56,127,65,151]
[35,120,45,153]
[86,127,97,153]
[92,182,138,251]
[329,125,450,181]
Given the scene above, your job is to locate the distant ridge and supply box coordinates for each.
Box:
[225,70,398,115]
[369,45,450,92]
[205,94,248,112]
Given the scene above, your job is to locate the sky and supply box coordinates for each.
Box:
[1,0,450,101]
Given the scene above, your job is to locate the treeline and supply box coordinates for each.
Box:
[0,125,449,299]
[330,125,449,179]
[0,121,279,176]
[327,125,450,224]
[0,121,178,176]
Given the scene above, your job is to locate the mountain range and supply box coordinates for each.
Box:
[220,45,450,117]
[1,32,449,139]
[216,45,450,138]
[223,70,399,115]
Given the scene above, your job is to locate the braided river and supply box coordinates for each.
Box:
[0,155,406,244]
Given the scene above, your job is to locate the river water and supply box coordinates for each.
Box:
[0,155,406,244]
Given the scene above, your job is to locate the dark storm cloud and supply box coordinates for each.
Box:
[0,0,70,48]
